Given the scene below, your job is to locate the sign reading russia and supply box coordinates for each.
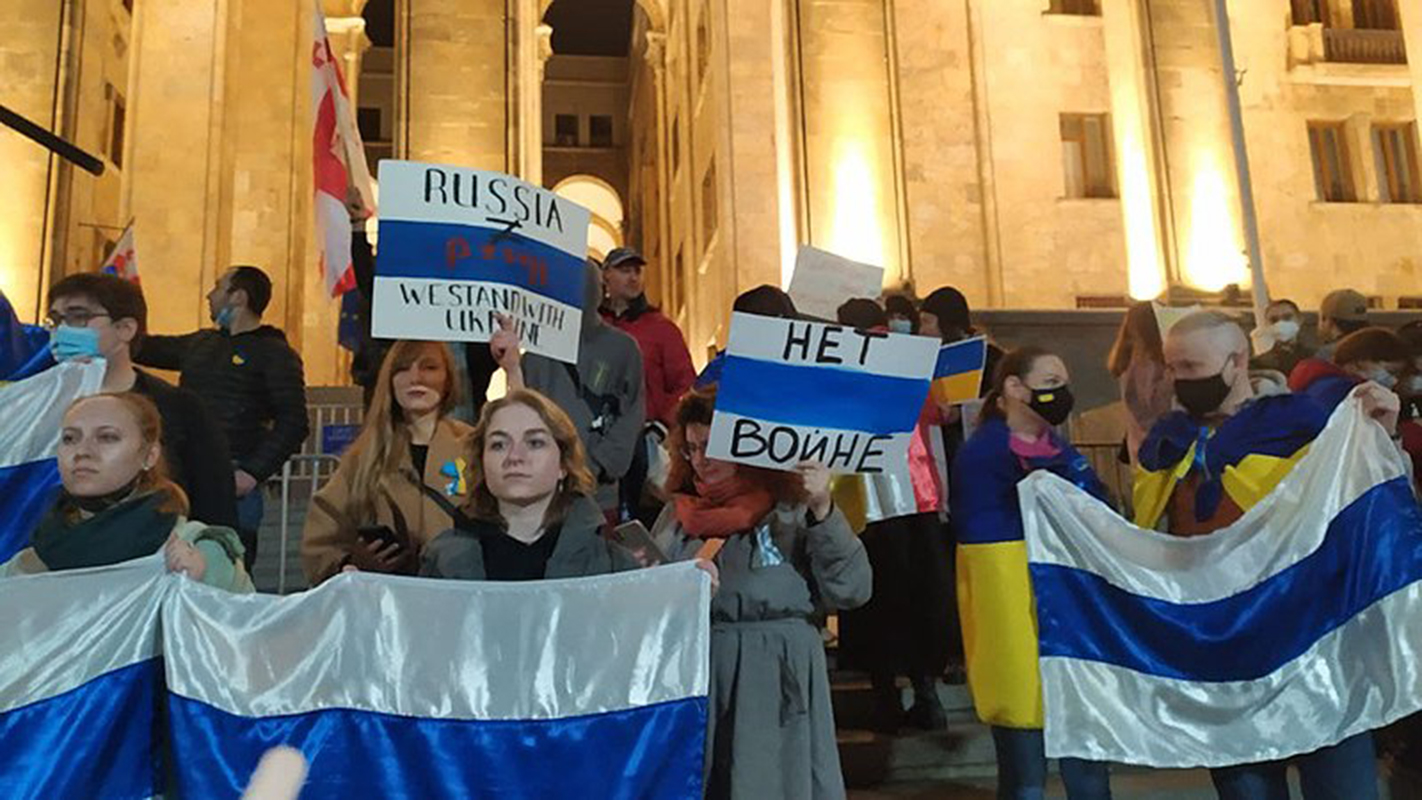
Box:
[372,160,592,363]
[707,313,938,474]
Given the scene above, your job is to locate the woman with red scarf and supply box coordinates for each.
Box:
[652,388,872,800]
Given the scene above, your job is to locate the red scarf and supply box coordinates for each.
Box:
[674,473,776,539]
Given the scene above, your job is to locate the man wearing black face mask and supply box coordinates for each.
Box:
[1133,310,1399,799]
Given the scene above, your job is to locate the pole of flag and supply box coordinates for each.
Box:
[1210,0,1273,349]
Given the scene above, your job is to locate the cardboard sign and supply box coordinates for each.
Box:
[371,161,592,363]
[707,313,938,474]
[931,337,988,406]
[786,246,886,321]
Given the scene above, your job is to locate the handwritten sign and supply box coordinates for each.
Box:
[371,161,592,363]
[707,313,938,474]
[786,246,886,321]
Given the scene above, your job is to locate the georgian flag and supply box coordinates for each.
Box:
[311,0,375,297]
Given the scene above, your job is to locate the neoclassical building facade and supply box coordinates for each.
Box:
[3,0,1421,381]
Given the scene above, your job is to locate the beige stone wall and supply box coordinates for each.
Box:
[0,1,65,321]
[1233,0,1422,310]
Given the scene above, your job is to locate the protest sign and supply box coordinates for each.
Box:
[707,313,938,474]
[371,161,592,363]
[786,246,885,321]
[930,336,988,406]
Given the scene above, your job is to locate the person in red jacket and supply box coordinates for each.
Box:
[599,247,698,522]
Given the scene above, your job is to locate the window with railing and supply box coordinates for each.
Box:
[1060,114,1116,199]
[1299,0,1407,65]
[1308,122,1357,202]
[1048,0,1100,15]
[1373,124,1421,204]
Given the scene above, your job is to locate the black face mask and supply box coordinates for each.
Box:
[1029,385,1075,427]
[1175,371,1234,418]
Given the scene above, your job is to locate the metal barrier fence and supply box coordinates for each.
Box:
[269,386,365,594]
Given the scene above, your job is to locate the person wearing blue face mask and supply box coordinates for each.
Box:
[884,294,920,335]
[46,274,238,531]
[134,266,309,570]
[1288,327,1411,414]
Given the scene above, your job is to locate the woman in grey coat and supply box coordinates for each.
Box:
[652,389,872,800]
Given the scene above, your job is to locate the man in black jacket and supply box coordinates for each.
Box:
[136,266,309,567]
[46,274,239,531]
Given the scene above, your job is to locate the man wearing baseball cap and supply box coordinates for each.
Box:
[1316,288,1370,361]
[599,247,697,521]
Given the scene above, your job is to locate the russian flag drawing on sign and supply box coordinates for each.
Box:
[708,313,938,474]
[371,161,592,364]
[930,336,987,406]
[0,558,170,798]
[1019,396,1422,768]
[162,565,711,798]
[0,361,105,562]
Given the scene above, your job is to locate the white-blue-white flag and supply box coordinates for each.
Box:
[163,565,711,797]
[1020,397,1422,768]
[0,360,105,561]
[0,557,169,797]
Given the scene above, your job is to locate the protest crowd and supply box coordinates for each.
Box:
[4,140,1422,799]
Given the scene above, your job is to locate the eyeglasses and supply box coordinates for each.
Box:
[43,310,110,330]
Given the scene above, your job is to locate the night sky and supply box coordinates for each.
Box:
[362,1,635,56]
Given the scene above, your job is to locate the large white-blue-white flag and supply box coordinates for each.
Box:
[164,565,711,797]
[707,312,938,475]
[0,360,105,562]
[0,557,170,797]
[1020,397,1422,768]
[2,561,711,797]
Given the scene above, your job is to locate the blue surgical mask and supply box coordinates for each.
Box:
[214,305,236,331]
[888,318,913,334]
[47,325,102,362]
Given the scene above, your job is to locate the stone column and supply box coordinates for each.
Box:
[721,0,799,291]
[402,0,510,170]
[126,0,235,333]
[643,30,673,303]
[1101,0,1170,299]
[794,0,905,287]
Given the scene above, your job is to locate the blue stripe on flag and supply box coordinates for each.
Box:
[0,659,162,799]
[1032,476,1422,682]
[0,459,61,562]
[376,219,586,307]
[168,695,707,799]
[717,355,929,435]
[935,338,987,378]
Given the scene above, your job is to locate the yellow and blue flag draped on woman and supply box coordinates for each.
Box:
[949,416,1108,729]
[1020,397,1422,767]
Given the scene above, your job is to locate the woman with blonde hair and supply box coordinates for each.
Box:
[420,388,638,580]
[2,392,251,592]
[302,340,472,584]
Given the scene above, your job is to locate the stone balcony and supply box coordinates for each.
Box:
[1288,23,1411,85]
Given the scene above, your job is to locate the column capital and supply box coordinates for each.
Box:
[644,31,667,74]
[537,23,554,65]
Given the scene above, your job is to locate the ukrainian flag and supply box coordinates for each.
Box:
[1133,395,1328,530]
[930,337,987,406]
